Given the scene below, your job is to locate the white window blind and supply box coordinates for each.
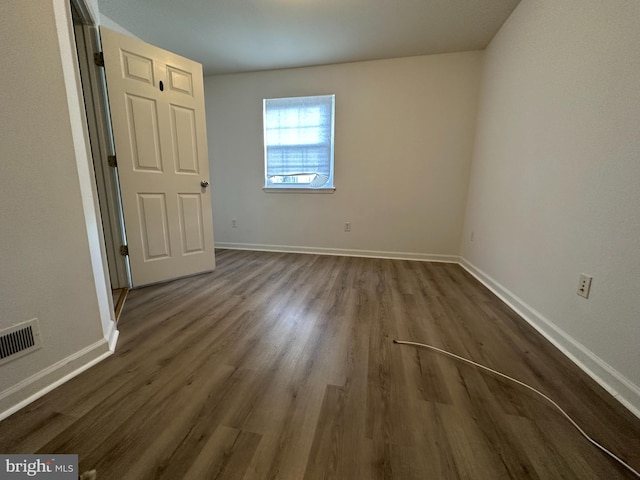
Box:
[263,94,335,190]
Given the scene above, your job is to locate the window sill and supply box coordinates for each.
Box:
[263,187,336,194]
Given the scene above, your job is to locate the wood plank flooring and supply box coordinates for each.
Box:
[1,249,639,479]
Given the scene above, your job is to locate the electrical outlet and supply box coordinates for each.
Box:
[470,231,475,242]
[231,218,237,228]
[344,222,351,232]
[577,274,592,299]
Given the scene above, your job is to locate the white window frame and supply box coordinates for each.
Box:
[263,94,336,193]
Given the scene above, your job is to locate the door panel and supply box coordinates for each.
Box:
[101,27,215,286]
[126,95,163,172]
[170,105,199,174]
[178,194,205,254]
[122,51,155,85]
[137,193,171,260]
[167,66,193,96]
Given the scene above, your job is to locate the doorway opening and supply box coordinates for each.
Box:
[70,0,130,319]
[68,1,216,293]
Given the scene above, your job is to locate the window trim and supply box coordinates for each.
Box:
[263,186,336,194]
[262,94,336,192]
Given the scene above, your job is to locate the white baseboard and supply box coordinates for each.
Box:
[107,324,119,352]
[460,257,640,419]
[216,242,460,263]
[0,339,113,421]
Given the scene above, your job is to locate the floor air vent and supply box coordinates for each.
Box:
[0,319,42,366]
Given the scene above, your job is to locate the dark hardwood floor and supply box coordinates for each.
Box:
[1,249,639,479]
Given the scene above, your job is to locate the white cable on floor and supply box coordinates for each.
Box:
[393,339,640,479]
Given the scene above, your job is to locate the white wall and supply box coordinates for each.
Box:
[461,0,640,414]
[0,0,116,418]
[99,13,140,39]
[205,52,482,260]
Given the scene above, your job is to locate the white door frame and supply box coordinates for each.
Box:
[70,0,131,289]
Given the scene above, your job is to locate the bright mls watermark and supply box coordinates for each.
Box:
[0,455,77,479]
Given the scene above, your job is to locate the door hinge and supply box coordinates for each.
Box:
[120,245,129,256]
[94,52,104,67]
[107,155,117,168]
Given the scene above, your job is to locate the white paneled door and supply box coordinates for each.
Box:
[101,28,215,287]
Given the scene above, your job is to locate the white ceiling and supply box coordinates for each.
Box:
[97,0,521,76]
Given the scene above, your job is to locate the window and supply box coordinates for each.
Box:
[263,94,335,191]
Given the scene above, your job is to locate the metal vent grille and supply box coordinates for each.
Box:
[0,319,42,365]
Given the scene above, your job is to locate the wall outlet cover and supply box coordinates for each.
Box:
[577,274,592,299]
